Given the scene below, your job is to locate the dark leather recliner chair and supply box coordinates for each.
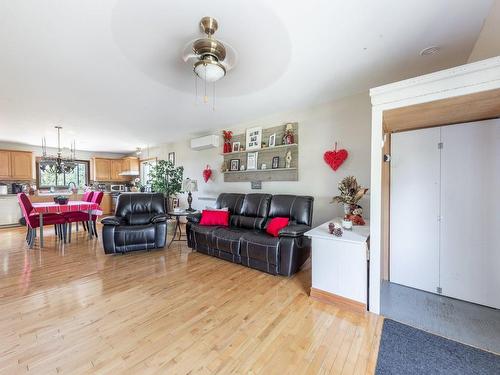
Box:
[101,193,167,254]
[186,193,314,276]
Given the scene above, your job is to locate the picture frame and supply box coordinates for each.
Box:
[245,127,262,150]
[269,133,276,147]
[232,142,240,152]
[247,152,258,170]
[272,156,279,169]
[168,152,175,165]
[229,159,240,171]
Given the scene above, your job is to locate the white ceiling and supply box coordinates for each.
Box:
[0,0,494,152]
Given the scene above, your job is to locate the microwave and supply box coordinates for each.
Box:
[110,184,125,192]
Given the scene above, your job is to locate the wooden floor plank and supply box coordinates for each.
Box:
[0,225,382,374]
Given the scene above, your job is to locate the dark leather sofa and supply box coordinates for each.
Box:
[186,193,314,276]
[101,193,167,254]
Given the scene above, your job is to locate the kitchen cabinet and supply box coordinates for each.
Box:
[0,151,10,178]
[100,193,112,214]
[0,150,33,180]
[93,158,111,181]
[111,160,123,181]
[121,157,139,174]
[10,151,33,179]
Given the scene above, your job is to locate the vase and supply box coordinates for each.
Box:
[343,203,355,215]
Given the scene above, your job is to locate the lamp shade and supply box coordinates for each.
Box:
[182,178,198,192]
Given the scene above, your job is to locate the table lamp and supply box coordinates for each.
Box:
[182,178,198,212]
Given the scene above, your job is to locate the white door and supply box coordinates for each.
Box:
[440,120,500,309]
[390,127,441,293]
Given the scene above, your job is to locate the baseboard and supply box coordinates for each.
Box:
[310,287,366,312]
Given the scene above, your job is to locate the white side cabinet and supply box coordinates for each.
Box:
[305,219,370,311]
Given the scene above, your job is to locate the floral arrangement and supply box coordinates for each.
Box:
[331,176,368,205]
[331,176,368,225]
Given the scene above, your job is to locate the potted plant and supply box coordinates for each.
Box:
[331,176,368,225]
[148,160,184,213]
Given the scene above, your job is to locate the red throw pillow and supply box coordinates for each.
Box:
[266,217,289,237]
[199,209,229,226]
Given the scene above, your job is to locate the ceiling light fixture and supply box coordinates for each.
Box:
[182,17,237,110]
[40,126,77,174]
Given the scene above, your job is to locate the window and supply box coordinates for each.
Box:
[37,160,89,189]
[140,159,156,186]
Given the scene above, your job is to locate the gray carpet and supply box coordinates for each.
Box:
[376,319,500,375]
[381,281,500,353]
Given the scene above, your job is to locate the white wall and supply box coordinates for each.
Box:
[468,0,500,62]
[142,93,371,226]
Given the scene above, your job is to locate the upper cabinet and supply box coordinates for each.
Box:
[92,156,139,182]
[110,159,123,181]
[0,151,10,179]
[93,158,111,181]
[0,150,33,180]
[121,157,139,174]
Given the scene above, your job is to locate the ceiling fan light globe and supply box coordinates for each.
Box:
[194,61,226,82]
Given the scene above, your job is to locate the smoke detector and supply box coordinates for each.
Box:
[420,46,440,56]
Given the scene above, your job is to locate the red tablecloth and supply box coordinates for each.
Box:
[31,201,103,216]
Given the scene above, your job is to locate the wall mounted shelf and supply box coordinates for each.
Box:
[221,123,299,183]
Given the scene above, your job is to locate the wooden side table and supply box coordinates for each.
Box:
[167,210,198,248]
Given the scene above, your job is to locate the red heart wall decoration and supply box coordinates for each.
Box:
[203,165,212,182]
[324,144,348,171]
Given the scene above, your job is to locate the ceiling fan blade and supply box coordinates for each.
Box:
[218,39,238,71]
[181,39,197,62]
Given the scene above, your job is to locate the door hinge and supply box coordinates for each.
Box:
[438,142,443,149]
[436,286,442,294]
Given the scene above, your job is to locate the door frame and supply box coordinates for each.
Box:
[369,56,500,314]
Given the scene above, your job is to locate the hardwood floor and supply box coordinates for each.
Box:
[0,225,382,374]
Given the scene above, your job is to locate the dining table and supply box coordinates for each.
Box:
[31,200,103,248]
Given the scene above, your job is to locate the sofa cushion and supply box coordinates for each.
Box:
[266,217,290,237]
[215,193,245,214]
[240,231,280,266]
[211,227,250,255]
[200,210,229,226]
[268,195,314,226]
[229,194,272,230]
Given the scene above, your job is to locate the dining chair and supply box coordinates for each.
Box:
[89,191,104,237]
[62,191,102,242]
[17,193,67,248]
[80,191,94,232]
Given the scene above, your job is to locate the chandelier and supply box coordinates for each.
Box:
[40,126,77,174]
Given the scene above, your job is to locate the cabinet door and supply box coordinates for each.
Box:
[111,160,122,181]
[0,151,11,178]
[390,127,441,293]
[440,120,500,309]
[100,194,112,214]
[94,159,111,181]
[10,151,32,180]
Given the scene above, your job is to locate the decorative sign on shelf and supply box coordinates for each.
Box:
[222,122,299,182]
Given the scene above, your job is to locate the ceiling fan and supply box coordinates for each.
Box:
[182,17,237,107]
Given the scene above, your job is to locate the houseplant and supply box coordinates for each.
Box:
[331,176,368,225]
[148,160,184,212]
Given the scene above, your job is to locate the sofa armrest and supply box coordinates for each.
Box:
[101,216,123,226]
[151,214,167,223]
[186,212,202,223]
[279,224,310,238]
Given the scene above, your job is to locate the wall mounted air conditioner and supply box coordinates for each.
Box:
[190,134,220,150]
